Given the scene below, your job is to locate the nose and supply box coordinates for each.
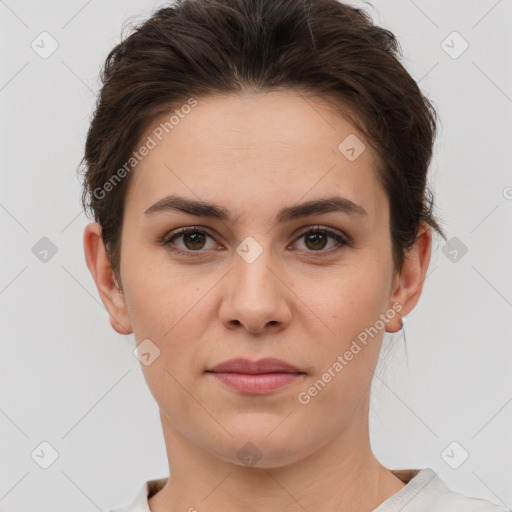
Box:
[218,246,292,334]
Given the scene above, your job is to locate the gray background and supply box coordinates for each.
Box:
[1,0,511,510]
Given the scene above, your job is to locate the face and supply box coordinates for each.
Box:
[105,90,408,467]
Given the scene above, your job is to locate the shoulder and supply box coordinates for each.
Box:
[375,468,510,512]
[106,477,168,512]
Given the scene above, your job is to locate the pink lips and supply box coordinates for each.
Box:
[206,357,305,394]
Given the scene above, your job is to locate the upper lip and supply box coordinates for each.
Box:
[207,357,304,374]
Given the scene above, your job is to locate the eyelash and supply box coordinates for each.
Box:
[158,225,351,258]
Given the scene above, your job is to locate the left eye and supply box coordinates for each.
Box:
[160,226,348,255]
[294,227,348,252]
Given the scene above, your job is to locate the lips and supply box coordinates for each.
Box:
[207,357,304,374]
[206,357,305,394]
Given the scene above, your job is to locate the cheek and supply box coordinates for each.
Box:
[121,245,206,337]
[122,266,218,395]
[302,277,388,410]
[125,283,210,355]
[303,261,391,394]
[318,261,392,335]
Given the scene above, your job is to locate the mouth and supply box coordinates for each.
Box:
[205,357,306,394]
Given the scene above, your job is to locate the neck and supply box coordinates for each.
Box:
[149,403,406,512]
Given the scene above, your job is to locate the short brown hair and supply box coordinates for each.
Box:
[79,0,446,285]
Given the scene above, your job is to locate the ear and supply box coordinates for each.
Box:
[386,222,432,333]
[83,222,132,335]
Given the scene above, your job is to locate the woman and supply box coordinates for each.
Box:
[80,0,508,510]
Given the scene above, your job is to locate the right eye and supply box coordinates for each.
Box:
[160,227,221,256]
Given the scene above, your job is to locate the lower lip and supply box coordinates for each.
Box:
[208,372,305,394]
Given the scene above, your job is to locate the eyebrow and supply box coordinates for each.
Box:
[144,194,367,223]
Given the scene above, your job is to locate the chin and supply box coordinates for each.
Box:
[205,428,310,470]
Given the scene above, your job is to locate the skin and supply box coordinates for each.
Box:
[84,89,431,512]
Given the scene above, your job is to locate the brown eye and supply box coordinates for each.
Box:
[162,227,218,255]
[304,231,329,250]
[180,230,207,250]
[294,227,348,253]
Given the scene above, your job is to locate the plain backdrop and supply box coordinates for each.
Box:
[1,0,511,511]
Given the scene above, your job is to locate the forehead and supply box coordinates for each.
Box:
[125,89,387,226]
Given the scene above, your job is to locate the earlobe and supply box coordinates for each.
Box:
[83,222,133,335]
[387,222,432,332]
[109,316,132,335]
[385,290,404,334]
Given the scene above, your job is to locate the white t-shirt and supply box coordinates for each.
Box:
[108,467,510,512]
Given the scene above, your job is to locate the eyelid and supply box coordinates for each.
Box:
[160,226,221,253]
[291,225,351,253]
[294,225,349,243]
